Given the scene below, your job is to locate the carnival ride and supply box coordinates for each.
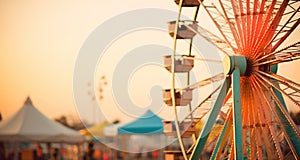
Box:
[162,0,300,159]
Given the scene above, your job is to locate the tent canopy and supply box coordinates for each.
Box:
[118,110,164,135]
[0,97,84,143]
[103,123,122,136]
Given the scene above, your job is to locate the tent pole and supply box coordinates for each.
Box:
[47,142,51,160]
[13,141,18,160]
[77,143,81,160]
[60,143,63,160]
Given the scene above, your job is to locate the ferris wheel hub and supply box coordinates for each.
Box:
[223,55,247,76]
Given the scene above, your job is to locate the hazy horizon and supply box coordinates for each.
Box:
[1,0,299,125]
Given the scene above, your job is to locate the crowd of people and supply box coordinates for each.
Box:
[1,141,163,160]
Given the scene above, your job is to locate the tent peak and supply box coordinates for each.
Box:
[24,96,33,105]
[0,96,84,143]
[118,109,164,135]
[141,109,156,118]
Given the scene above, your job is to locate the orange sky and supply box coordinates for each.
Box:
[0,0,178,123]
[0,0,299,124]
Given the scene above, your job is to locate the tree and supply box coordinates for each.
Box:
[54,114,88,130]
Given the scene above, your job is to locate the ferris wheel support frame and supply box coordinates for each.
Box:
[272,82,300,158]
[189,56,300,159]
[231,67,243,160]
[189,55,246,160]
[166,0,300,159]
[210,109,233,159]
[189,76,231,160]
[262,64,300,158]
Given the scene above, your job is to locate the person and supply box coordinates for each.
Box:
[93,149,102,160]
[36,144,43,160]
[116,151,123,159]
[102,153,110,160]
[152,150,159,158]
[0,142,5,160]
[87,142,95,160]
[52,148,59,160]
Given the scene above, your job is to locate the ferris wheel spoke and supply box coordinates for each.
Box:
[260,72,300,107]
[210,109,233,159]
[263,103,299,159]
[257,52,300,66]
[250,0,266,54]
[269,90,300,138]
[249,129,257,159]
[262,114,284,159]
[273,107,300,158]
[261,126,277,159]
[251,88,264,160]
[253,73,300,136]
[229,0,246,51]
[258,46,300,65]
[237,0,248,51]
[180,84,222,123]
[245,0,253,54]
[256,71,300,106]
[254,97,277,159]
[257,70,300,89]
[248,0,261,54]
[254,41,300,65]
[245,79,257,159]
[199,0,238,53]
[181,22,234,55]
[252,74,300,158]
[252,0,287,56]
[252,79,284,159]
[221,132,233,159]
[249,128,257,159]
[189,77,231,160]
[269,89,300,159]
[218,0,243,51]
[252,0,285,57]
[227,138,235,160]
[267,1,300,51]
[182,73,224,90]
[183,56,222,63]
[254,128,264,160]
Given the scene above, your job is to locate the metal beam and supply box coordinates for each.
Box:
[272,83,300,158]
[232,68,243,159]
[189,77,231,160]
[210,109,233,159]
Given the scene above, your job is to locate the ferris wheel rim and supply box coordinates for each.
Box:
[166,0,300,160]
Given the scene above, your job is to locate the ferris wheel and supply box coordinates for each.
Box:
[162,0,300,159]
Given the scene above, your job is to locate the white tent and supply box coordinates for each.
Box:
[0,97,83,143]
[103,124,122,137]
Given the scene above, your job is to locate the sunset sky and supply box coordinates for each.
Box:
[1,0,299,124]
[0,0,179,124]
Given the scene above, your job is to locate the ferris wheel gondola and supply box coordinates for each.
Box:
[163,0,300,159]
